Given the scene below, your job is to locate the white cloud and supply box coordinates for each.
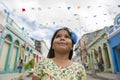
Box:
[1,0,120,48]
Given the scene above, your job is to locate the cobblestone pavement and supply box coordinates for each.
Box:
[18,74,102,80]
[87,74,103,80]
[0,71,119,80]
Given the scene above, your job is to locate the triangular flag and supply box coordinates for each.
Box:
[53,22,55,24]
[38,8,41,11]
[21,27,24,31]
[22,8,26,12]
[87,6,91,9]
[31,8,35,10]
[118,5,120,8]
[94,15,96,18]
[77,6,80,9]
[4,9,8,13]
[67,6,71,10]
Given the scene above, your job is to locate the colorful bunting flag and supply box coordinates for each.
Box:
[31,8,35,10]
[22,8,26,12]
[48,7,51,9]
[77,6,80,9]
[118,5,120,8]
[67,6,71,10]
[85,17,88,18]
[13,9,16,12]
[74,14,79,16]
[94,15,96,18]
[58,6,61,8]
[21,27,24,31]
[39,24,43,26]
[4,9,8,13]
[68,19,71,22]
[76,18,79,20]
[53,22,55,24]
[104,20,106,22]
[98,6,101,8]
[104,13,107,15]
[46,23,48,25]
[87,6,91,9]
[27,33,29,35]
[38,8,41,11]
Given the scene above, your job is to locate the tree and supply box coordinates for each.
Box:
[24,58,35,71]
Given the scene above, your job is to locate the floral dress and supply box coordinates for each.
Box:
[33,58,86,80]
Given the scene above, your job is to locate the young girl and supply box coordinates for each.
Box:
[32,27,86,80]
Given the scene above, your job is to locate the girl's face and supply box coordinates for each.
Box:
[52,30,72,52]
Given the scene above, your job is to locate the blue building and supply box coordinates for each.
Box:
[108,13,120,73]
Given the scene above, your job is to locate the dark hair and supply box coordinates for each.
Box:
[20,59,23,63]
[47,27,75,60]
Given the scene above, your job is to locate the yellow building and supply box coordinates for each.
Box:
[86,26,113,72]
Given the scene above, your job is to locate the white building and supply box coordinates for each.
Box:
[40,40,49,58]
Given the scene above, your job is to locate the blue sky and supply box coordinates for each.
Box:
[0,0,120,48]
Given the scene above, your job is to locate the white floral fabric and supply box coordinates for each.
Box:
[33,58,86,80]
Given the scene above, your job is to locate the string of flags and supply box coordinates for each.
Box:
[18,4,119,16]
[1,1,120,33]
[22,8,26,12]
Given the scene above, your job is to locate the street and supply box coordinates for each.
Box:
[0,72,116,80]
[87,74,103,80]
[18,74,104,80]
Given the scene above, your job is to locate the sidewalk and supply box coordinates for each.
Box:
[87,70,120,80]
[0,72,20,80]
[0,72,32,80]
[1,71,120,80]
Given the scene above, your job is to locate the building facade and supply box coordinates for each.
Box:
[40,40,49,58]
[87,30,113,72]
[0,7,36,74]
[78,29,103,65]
[107,13,120,73]
[75,25,114,72]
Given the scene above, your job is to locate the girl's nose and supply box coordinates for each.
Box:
[60,36,65,40]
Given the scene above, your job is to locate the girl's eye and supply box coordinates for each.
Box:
[55,34,71,39]
[65,35,71,38]
[55,35,61,38]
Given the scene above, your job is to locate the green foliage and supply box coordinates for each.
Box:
[29,58,35,68]
[24,63,29,71]
[24,58,35,71]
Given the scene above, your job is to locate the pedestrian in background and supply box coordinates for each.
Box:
[32,27,86,80]
[94,59,98,72]
[18,59,23,73]
[85,61,88,70]
[98,58,104,71]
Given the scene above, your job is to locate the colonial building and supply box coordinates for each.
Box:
[75,25,114,72]
[35,39,42,53]
[78,29,103,64]
[0,6,38,74]
[86,26,113,72]
[34,39,49,58]
[40,40,49,57]
[107,13,120,73]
